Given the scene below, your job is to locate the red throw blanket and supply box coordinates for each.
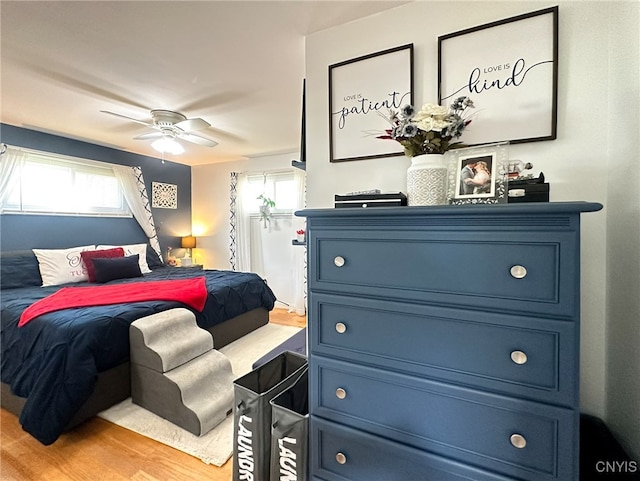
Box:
[19,277,208,327]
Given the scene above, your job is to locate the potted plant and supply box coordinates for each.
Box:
[257,194,275,228]
[296,229,305,242]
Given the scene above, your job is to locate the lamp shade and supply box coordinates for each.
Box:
[152,137,184,155]
[181,236,196,249]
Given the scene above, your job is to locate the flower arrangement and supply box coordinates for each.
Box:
[377,96,475,157]
[296,229,305,235]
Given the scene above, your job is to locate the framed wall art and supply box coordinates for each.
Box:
[447,142,509,205]
[329,44,413,162]
[438,6,558,145]
[152,181,178,209]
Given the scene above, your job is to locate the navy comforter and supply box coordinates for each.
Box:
[0,267,276,445]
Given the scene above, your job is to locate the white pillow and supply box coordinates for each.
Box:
[97,243,151,274]
[32,245,96,287]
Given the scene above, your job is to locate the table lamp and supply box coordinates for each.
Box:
[181,236,196,265]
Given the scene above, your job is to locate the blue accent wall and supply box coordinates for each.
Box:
[0,124,192,257]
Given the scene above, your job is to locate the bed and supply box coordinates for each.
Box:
[0,247,276,445]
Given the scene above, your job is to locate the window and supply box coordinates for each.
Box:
[244,172,296,214]
[4,150,130,217]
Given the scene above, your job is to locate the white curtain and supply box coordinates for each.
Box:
[231,168,306,314]
[235,172,252,272]
[0,145,27,210]
[112,165,162,259]
[289,169,307,315]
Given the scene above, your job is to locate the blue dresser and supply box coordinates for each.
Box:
[297,202,602,481]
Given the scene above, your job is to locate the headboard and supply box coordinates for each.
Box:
[0,214,167,290]
[0,244,164,290]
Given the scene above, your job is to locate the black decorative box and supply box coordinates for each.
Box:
[334,192,407,208]
[508,180,550,203]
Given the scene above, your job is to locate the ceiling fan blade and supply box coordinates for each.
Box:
[175,117,210,132]
[179,91,247,113]
[178,132,219,147]
[133,132,163,140]
[101,110,154,127]
[12,55,151,111]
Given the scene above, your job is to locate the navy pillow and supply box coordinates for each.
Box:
[0,250,43,289]
[92,254,143,283]
[146,244,165,269]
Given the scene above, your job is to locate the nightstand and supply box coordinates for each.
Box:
[177,263,203,269]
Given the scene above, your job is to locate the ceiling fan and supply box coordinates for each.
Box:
[101,109,218,154]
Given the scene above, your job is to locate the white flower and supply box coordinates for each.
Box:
[414,104,448,121]
[416,117,449,132]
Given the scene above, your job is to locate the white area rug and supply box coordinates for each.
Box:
[98,323,303,466]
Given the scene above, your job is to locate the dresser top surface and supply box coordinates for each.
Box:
[296,201,603,219]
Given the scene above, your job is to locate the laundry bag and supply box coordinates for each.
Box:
[269,366,309,481]
[233,351,308,481]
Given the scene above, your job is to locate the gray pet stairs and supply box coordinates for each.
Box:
[130,308,234,436]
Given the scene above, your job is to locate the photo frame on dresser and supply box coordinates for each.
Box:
[329,44,414,162]
[447,142,509,205]
[438,6,558,146]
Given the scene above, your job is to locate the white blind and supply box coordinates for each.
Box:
[3,148,131,217]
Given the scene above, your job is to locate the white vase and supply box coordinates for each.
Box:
[406,154,448,206]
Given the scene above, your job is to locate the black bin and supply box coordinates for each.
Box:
[233,351,307,481]
[270,366,309,481]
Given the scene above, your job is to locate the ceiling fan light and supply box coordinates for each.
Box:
[151,137,184,155]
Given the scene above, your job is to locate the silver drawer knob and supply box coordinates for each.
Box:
[510,265,527,279]
[511,350,528,365]
[335,322,347,334]
[336,452,347,464]
[334,256,345,267]
[510,434,527,449]
[336,388,347,399]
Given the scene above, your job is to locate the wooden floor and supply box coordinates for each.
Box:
[0,309,306,481]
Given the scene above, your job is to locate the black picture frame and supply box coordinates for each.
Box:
[438,6,558,145]
[291,79,306,171]
[329,44,414,162]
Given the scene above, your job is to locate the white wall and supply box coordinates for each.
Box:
[604,1,640,461]
[304,0,639,459]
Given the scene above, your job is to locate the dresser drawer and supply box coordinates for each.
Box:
[310,417,514,481]
[309,230,578,318]
[311,356,577,480]
[310,293,577,406]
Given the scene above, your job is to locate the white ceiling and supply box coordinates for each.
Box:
[1,1,410,166]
